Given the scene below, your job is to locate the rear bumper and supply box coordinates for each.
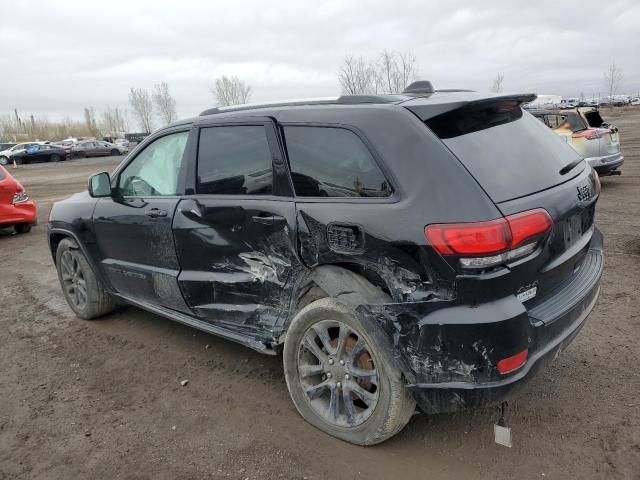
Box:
[585,153,624,174]
[0,200,38,226]
[364,229,604,414]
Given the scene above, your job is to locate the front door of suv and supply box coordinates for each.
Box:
[172,118,299,337]
[92,129,191,312]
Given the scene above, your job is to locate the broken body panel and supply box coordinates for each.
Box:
[48,93,603,414]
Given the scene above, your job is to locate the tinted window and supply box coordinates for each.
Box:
[434,110,583,203]
[197,126,273,195]
[284,126,391,198]
[118,131,188,196]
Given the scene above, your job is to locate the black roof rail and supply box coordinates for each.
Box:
[435,89,476,93]
[336,94,401,104]
[198,94,404,116]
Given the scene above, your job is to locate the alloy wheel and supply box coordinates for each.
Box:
[297,320,380,428]
[60,250,88,309]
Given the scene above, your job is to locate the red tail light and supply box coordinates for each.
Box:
[425,219,510,255]
[425,209,552,268]
[497,349,528,374]
[571,128,608,140]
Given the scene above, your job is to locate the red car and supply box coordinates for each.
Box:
[0,165,37,233]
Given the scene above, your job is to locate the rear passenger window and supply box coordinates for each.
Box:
[197,126,273,195]
[284,126,391,198]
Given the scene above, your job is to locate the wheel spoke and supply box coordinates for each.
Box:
[328,385,339,421]
[335,324,348,358]
[61,273,73,282]
[342,388,357,425]
[349,381,377,407]
[305,380,330,401]
[349,366,378,384]
[302,334,328,363]
[73,258,82,276]
[76,285,87,305]
[61,254,73,275]
[347,337,366,363]
[298,363,324,378]
[311,325,333,355]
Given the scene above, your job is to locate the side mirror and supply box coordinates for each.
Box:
[88,172,112,197]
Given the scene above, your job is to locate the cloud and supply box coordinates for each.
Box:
[1,0,638,123]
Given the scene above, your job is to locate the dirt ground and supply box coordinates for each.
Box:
[1,112,639,480]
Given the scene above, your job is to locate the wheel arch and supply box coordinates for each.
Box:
[48,229,109,288]
[280,264,392,343]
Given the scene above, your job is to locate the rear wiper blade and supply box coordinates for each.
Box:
[559,158,583,175]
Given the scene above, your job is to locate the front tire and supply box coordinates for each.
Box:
[0,156,8,165]
[110,149,119,156]
[283,297,415,445]
[55,238,116,320]
[14,223,32,234]
[50,154,61,162]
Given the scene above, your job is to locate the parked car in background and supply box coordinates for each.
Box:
[0,143,16,152]
[631,98,640,106]
[49,84,603,445]
[71,140,128,158]
[12,144,68,165]
[0,165,37,233]
[531,107,623,175]
[0,142,45,165]
[53,140,76,155]
[115,138,130,148]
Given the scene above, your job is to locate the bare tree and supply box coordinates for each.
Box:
[128,87,154,133]
[491,73,504,93]
[211,75,251,106]
[375,50,417,94]
[101,107,128,137]
[153,81,178,125]
[603,63,623,105]
[83,107,100,137]
[338,55,376,94]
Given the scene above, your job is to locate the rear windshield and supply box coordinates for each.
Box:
[426,108,583,203]
[583,110,604,128]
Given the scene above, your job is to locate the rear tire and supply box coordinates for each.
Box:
[55,238,116,320]
[51,154,61,162]
[14,223,32,234]
[0,156,8,165]
[283,297,415,445]
[110,149,119,156]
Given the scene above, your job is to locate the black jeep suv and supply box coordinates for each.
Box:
[48,83,603,445]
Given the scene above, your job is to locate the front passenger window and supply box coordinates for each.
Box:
[118,131,188,196]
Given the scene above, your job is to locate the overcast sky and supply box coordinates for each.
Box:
[2,0,639,125]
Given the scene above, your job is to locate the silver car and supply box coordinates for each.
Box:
[71,140,128,158]
[532,107,623,175]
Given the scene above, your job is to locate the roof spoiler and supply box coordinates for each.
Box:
[406,93,538,120]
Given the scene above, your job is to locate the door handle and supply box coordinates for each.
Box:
[251,214,286,225]
[145,208,168,218]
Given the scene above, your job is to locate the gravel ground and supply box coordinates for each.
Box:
[1,113,639,479]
